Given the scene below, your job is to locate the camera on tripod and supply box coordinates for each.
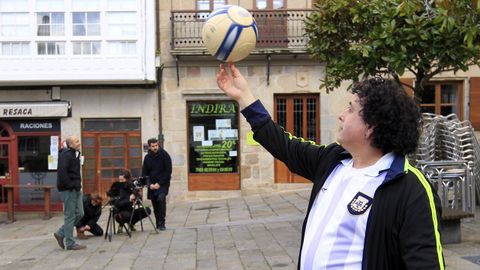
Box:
[130,176,149,195]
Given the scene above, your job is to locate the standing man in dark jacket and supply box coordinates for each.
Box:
[75,193,103,239]
[54,135,86,250]
[217,63,444,270]
[142,138,172,231]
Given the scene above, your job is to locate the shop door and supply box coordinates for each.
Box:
[0,122,16,205]
[274,95,319,183]
[82,119,142,199]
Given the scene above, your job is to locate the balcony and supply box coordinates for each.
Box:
[170,9,312,56]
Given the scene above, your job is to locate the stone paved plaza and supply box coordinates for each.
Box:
[0,189,479,270]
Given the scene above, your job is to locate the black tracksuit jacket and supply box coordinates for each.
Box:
[57,148,82,192]
[242,100,445,270]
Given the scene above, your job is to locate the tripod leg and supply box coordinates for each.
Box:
[132,198,158,233]
[123,223,131,238]
[104,209,111,240]
[113,213,116,235]
[140,203,158,233]
[128,205,135,229]
[106,208,114,242]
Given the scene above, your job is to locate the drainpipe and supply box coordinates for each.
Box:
[157,64,165,148]
[155,0,164,147]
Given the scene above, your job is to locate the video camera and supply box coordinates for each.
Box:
[130,176,150,196]
[132,176,149,188]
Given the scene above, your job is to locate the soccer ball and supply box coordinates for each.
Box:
[202,5,258,62]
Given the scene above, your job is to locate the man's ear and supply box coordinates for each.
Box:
[365,126,374,140]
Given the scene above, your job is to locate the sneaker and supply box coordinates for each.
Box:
[66,243,86,250]
[129,224,136,232]
[158,225,166,231]
[53,233,65,249]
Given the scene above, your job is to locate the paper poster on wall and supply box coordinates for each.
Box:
[202,140,213,146]
[193,126,204,141]
[50,136,59,155]
[48,155,58,170]
[216,119,231,129]
[208,129,238,141]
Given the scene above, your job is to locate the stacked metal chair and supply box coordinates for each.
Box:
[414,113,479,213]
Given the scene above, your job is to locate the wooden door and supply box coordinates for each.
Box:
[0,122,16,205]
[253,0,288,48]
[274,95,319,183]
[82,132,142,199]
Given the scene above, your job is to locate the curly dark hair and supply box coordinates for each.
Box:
[350,78,421,155]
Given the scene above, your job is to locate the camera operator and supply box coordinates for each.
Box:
[107,169,151,233]
[142,138,172,231]
[75,193,103,239]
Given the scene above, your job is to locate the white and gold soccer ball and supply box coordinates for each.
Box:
[202,5,258,62]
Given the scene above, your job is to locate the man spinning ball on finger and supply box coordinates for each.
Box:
[216,63,444,270]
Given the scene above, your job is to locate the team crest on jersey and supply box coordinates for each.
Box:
[347,192,373,215]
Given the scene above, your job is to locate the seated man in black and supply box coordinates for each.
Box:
[75,193,103,239]
[107,170,151,233]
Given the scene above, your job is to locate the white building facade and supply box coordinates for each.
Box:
[0,0,158,212]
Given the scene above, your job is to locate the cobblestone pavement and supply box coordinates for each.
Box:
[0,189,479,270]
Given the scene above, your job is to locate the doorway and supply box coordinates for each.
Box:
[81,119,142,199]
[0,122,17,206]
[273,94,319,183]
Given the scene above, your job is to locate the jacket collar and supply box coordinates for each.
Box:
[382,154,408,183]
[339,149,408,183]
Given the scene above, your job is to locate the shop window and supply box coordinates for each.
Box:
[17,134,61,204]
[188,101,239,174]
[18,136,51,173]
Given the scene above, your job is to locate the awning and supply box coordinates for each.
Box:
[0,101,71,118]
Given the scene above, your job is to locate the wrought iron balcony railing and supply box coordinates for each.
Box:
[170,9,312,55]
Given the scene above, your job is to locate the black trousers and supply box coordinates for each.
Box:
[76,218,104,236]
[115,207,151,226]
[151,193,166,228]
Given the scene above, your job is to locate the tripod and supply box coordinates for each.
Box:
[128,194,158,234]
[104,205,131,242]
